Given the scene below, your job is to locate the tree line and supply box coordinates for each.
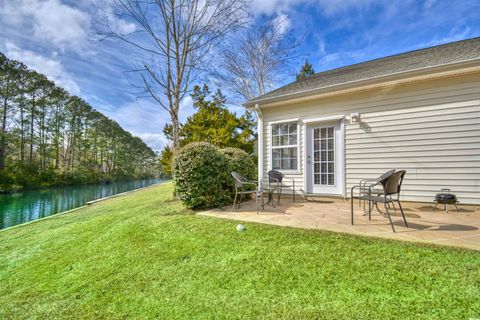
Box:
[0,52,159,192]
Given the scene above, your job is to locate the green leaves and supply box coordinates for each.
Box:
[173,143,256,209]
[0,52,159,191]
[173,142,230,209]
[181,84,255,153]
[160,84,256,178]
[296,59,315,81]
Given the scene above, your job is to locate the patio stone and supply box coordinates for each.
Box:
[199,196,480,251]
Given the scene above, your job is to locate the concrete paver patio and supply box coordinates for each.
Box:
[199,195,480,251]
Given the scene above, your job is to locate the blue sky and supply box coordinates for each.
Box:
[1,0,479,150]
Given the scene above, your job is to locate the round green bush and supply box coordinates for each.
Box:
[221,147,256,199]
[173,142,230,209]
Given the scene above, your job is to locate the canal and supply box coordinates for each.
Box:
[0,179,166,230]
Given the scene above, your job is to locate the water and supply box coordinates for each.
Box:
[0,179,166,230]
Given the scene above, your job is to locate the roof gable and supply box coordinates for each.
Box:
[247,37,480,106]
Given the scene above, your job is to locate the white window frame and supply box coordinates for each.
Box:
[269,121,300,173]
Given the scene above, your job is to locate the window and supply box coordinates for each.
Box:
[271,122,298,171]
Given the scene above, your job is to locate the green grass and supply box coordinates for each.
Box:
[0,182,479,319]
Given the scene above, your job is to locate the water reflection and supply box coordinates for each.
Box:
[0,179,165,229]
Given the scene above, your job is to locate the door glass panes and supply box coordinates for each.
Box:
[313,127,335,186]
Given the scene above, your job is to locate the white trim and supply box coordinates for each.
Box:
[254,104,263,184]
[302,114,345,124]
[304,118,345,196]
[302,122,307,194]
[340,118,346,197]
[268,117,300,125]
[268,120,301,173]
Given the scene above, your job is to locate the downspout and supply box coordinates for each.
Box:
[254,104,264,185]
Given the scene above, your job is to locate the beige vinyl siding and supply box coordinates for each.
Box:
[260,72,480,204]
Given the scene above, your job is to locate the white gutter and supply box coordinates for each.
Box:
[254,104,263,185]
[244,58,480,107]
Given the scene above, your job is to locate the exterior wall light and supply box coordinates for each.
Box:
[350,112,360,123]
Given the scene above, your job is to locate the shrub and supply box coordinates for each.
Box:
[0,169,15,193]
[173,142,230,209]
[221,147,256,199]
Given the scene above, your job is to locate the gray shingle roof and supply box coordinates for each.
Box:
[247,37,480,106]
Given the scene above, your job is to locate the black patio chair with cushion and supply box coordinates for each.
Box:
[231,172,264,214]
[351,170,408,232]
[267,170,296,205]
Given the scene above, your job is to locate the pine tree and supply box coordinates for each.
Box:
[296,60,315,81]
[180,84,255,152]
[159,84,256,173]
[0,52,159,191]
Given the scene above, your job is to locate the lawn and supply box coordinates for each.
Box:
[0,182,479,319]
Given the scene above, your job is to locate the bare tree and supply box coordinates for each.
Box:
[214,16,298,103]
[106,0,246,152]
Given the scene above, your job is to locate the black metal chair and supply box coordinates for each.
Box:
[358,169,396,210]
[231,172,264,214]
[351,170,408,232]
[267,170,296,205]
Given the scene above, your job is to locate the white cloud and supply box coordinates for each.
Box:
[249,0,379,16]
[415,26,472,48]
[249,0,296,15]
[105,95,196,151]
[178,96,195,121]
[133,132,169,151]
[105,12,137,34]
[5,42,81,95]
[103,99,167,150]
[101,95,196,151]
[317,50,366,71]
[316,0,378,16]
[273,13,291,35]
[82,0,136,35]
[0,0,91,51]
[317,40,326,55]
[105,99,164,132]
[320,52,341,64]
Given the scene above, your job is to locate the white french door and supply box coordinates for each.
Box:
[306,121,344,195]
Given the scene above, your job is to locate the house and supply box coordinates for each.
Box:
[245,37,480,205]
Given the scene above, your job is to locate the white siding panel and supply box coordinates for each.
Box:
[260,72,480,204]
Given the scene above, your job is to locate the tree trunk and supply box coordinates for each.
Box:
[93,128,98,163]
[0,79,9,170]
[20,104,25,162]
[171,111,180,153]
[68,116,76,170]
[40,104,46,171]
[29,92,35,163]
[54,104,61,169]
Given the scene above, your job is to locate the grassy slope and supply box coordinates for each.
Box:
[0,182,479,319]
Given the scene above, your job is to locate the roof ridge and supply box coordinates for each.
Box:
[247,36,480,105]
[308,36,480,80]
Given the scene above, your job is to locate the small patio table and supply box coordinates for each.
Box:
[261,178,281,207]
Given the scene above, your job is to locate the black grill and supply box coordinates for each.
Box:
[434,189,459,213]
